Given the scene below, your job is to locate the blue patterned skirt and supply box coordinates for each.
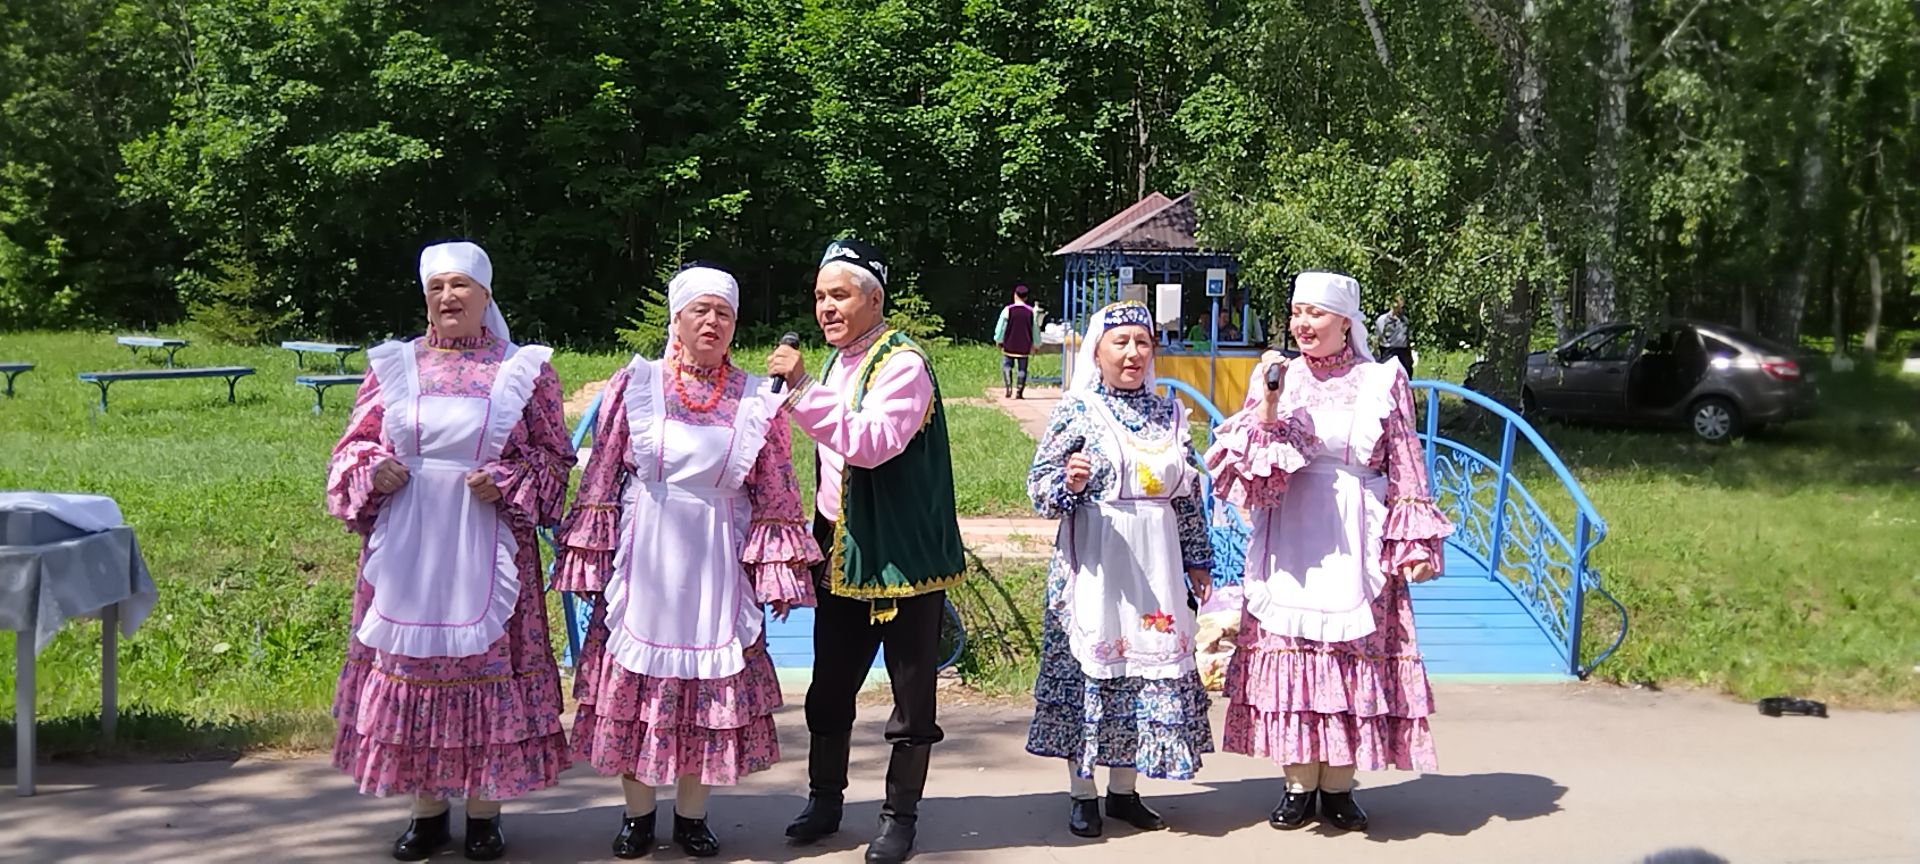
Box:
[1025,553,1215,779]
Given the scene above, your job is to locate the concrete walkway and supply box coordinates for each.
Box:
[6,684,1915,863]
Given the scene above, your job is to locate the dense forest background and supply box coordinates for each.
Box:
[3,0,1915,365]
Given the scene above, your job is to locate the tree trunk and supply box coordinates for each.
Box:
[1358,0,1394,71]
[1584,0,1631,328]
[1864,241,1883,355]
[1776,55,1839,342]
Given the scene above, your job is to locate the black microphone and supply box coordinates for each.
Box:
[1265,361,1284,391]
[771,331,801,393]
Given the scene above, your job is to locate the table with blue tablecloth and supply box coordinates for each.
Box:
[0,493,157,796]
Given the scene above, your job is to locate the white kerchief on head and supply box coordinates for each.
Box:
[664,266,740,358]
[1291,271,1372,362]
[418,241,510,344]
[1070,301,1157,393]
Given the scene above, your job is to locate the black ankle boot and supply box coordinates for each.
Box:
[1068,797,1103,838]
[673,812,720,858]
[787,734,850,842]
[1319,790,1368,832]
[1104,791,1166,831]
[865,743,931,864]
[392,812,451,861]
[612,810,655,859]
[463,814,506,861]
[1268,791,1316,830]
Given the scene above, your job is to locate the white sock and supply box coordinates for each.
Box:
[1108,766,1138,795]
[622,775,658,817]
[1068,764,1098,801]
[1320,763,1357,794]
[1283,762,1322,794]
[675,774,711,820]
[410,795,449,818]
[465,798,501,819]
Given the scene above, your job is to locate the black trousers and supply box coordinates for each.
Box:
[805,516,946,747]
[1383,346,1415,374]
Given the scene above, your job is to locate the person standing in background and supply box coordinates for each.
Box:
[1375,296,1414,373]
[995,284,1041,399]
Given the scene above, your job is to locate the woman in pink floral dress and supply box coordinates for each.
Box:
[326,241,574,862]
[554,264,820,860]
[1205,271,1453,833]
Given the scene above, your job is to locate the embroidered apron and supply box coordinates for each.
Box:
[1242,364,1391,643]
[602,358,781,680]
[357,341,549,658]
[1060,394,1199,680]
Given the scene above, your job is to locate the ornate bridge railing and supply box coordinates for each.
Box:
[1412,381,1627,677]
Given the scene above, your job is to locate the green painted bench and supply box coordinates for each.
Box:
[295,374,365,414]
[115,336,190,368]
[0,363,31,397]
[76,367,255,413]
[280,341,361,374]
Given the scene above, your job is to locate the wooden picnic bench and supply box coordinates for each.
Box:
[294,374,365,414]
[280,341,361,374]
[115,336,190,368]
[0,363,31,397]
[76,367,255,413]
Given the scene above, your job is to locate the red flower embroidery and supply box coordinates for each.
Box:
[1140,610,1175,633]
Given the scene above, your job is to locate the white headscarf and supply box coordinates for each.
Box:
[1070,301,1157,393]
[663,265,740,359]
[418,241,510,344]
[1291,271,1373,362]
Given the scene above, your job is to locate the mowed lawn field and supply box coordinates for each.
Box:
[2,329,1916,763]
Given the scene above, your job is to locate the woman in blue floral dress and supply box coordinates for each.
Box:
[1025,301,1216,838]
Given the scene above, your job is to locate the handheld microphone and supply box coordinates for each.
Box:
[771,331,801,393]
[1265,361,1283,391]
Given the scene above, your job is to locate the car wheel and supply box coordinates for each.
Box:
[1690,396,1741,443]
[1521,388,1541,421]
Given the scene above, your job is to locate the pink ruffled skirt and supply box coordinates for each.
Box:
[332,536,572,800]
[569,596,783,786]
[1221,572,1437,771]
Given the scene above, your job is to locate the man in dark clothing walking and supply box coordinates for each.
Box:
[994,284,1041,398]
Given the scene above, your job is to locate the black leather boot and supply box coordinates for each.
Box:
[1319,790,1369,832]
[1268,791,1316,830]
[786,734,850,842]
[463,814,506,861]
[612,810,655,859]
[673,812,720,858]
[1068,797,1103,838]
[865,743,931,864]
[1104,791,1166,831]
[392,812,451,861]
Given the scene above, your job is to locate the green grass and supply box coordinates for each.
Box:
[1411,353,1920,707]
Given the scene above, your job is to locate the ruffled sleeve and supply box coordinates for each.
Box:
[1026,396,1104,518]
[482,361,576,533]
[325,365,395,535]
[553,367,632,594]
[743,410,821,606]
[1204,402,1317,510]
[1374,364,1454,573]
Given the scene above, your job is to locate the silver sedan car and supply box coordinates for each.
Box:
[1472,320,1819,442]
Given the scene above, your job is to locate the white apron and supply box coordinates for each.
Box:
[602,358,782,681]
[1060,393,1199,680]
[1242,362,1393,643]
[356,340,551,659]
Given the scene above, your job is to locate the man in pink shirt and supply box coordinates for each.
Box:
[766,239,967,864]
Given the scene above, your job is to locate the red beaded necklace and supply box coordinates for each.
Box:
[670,347,731,413]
